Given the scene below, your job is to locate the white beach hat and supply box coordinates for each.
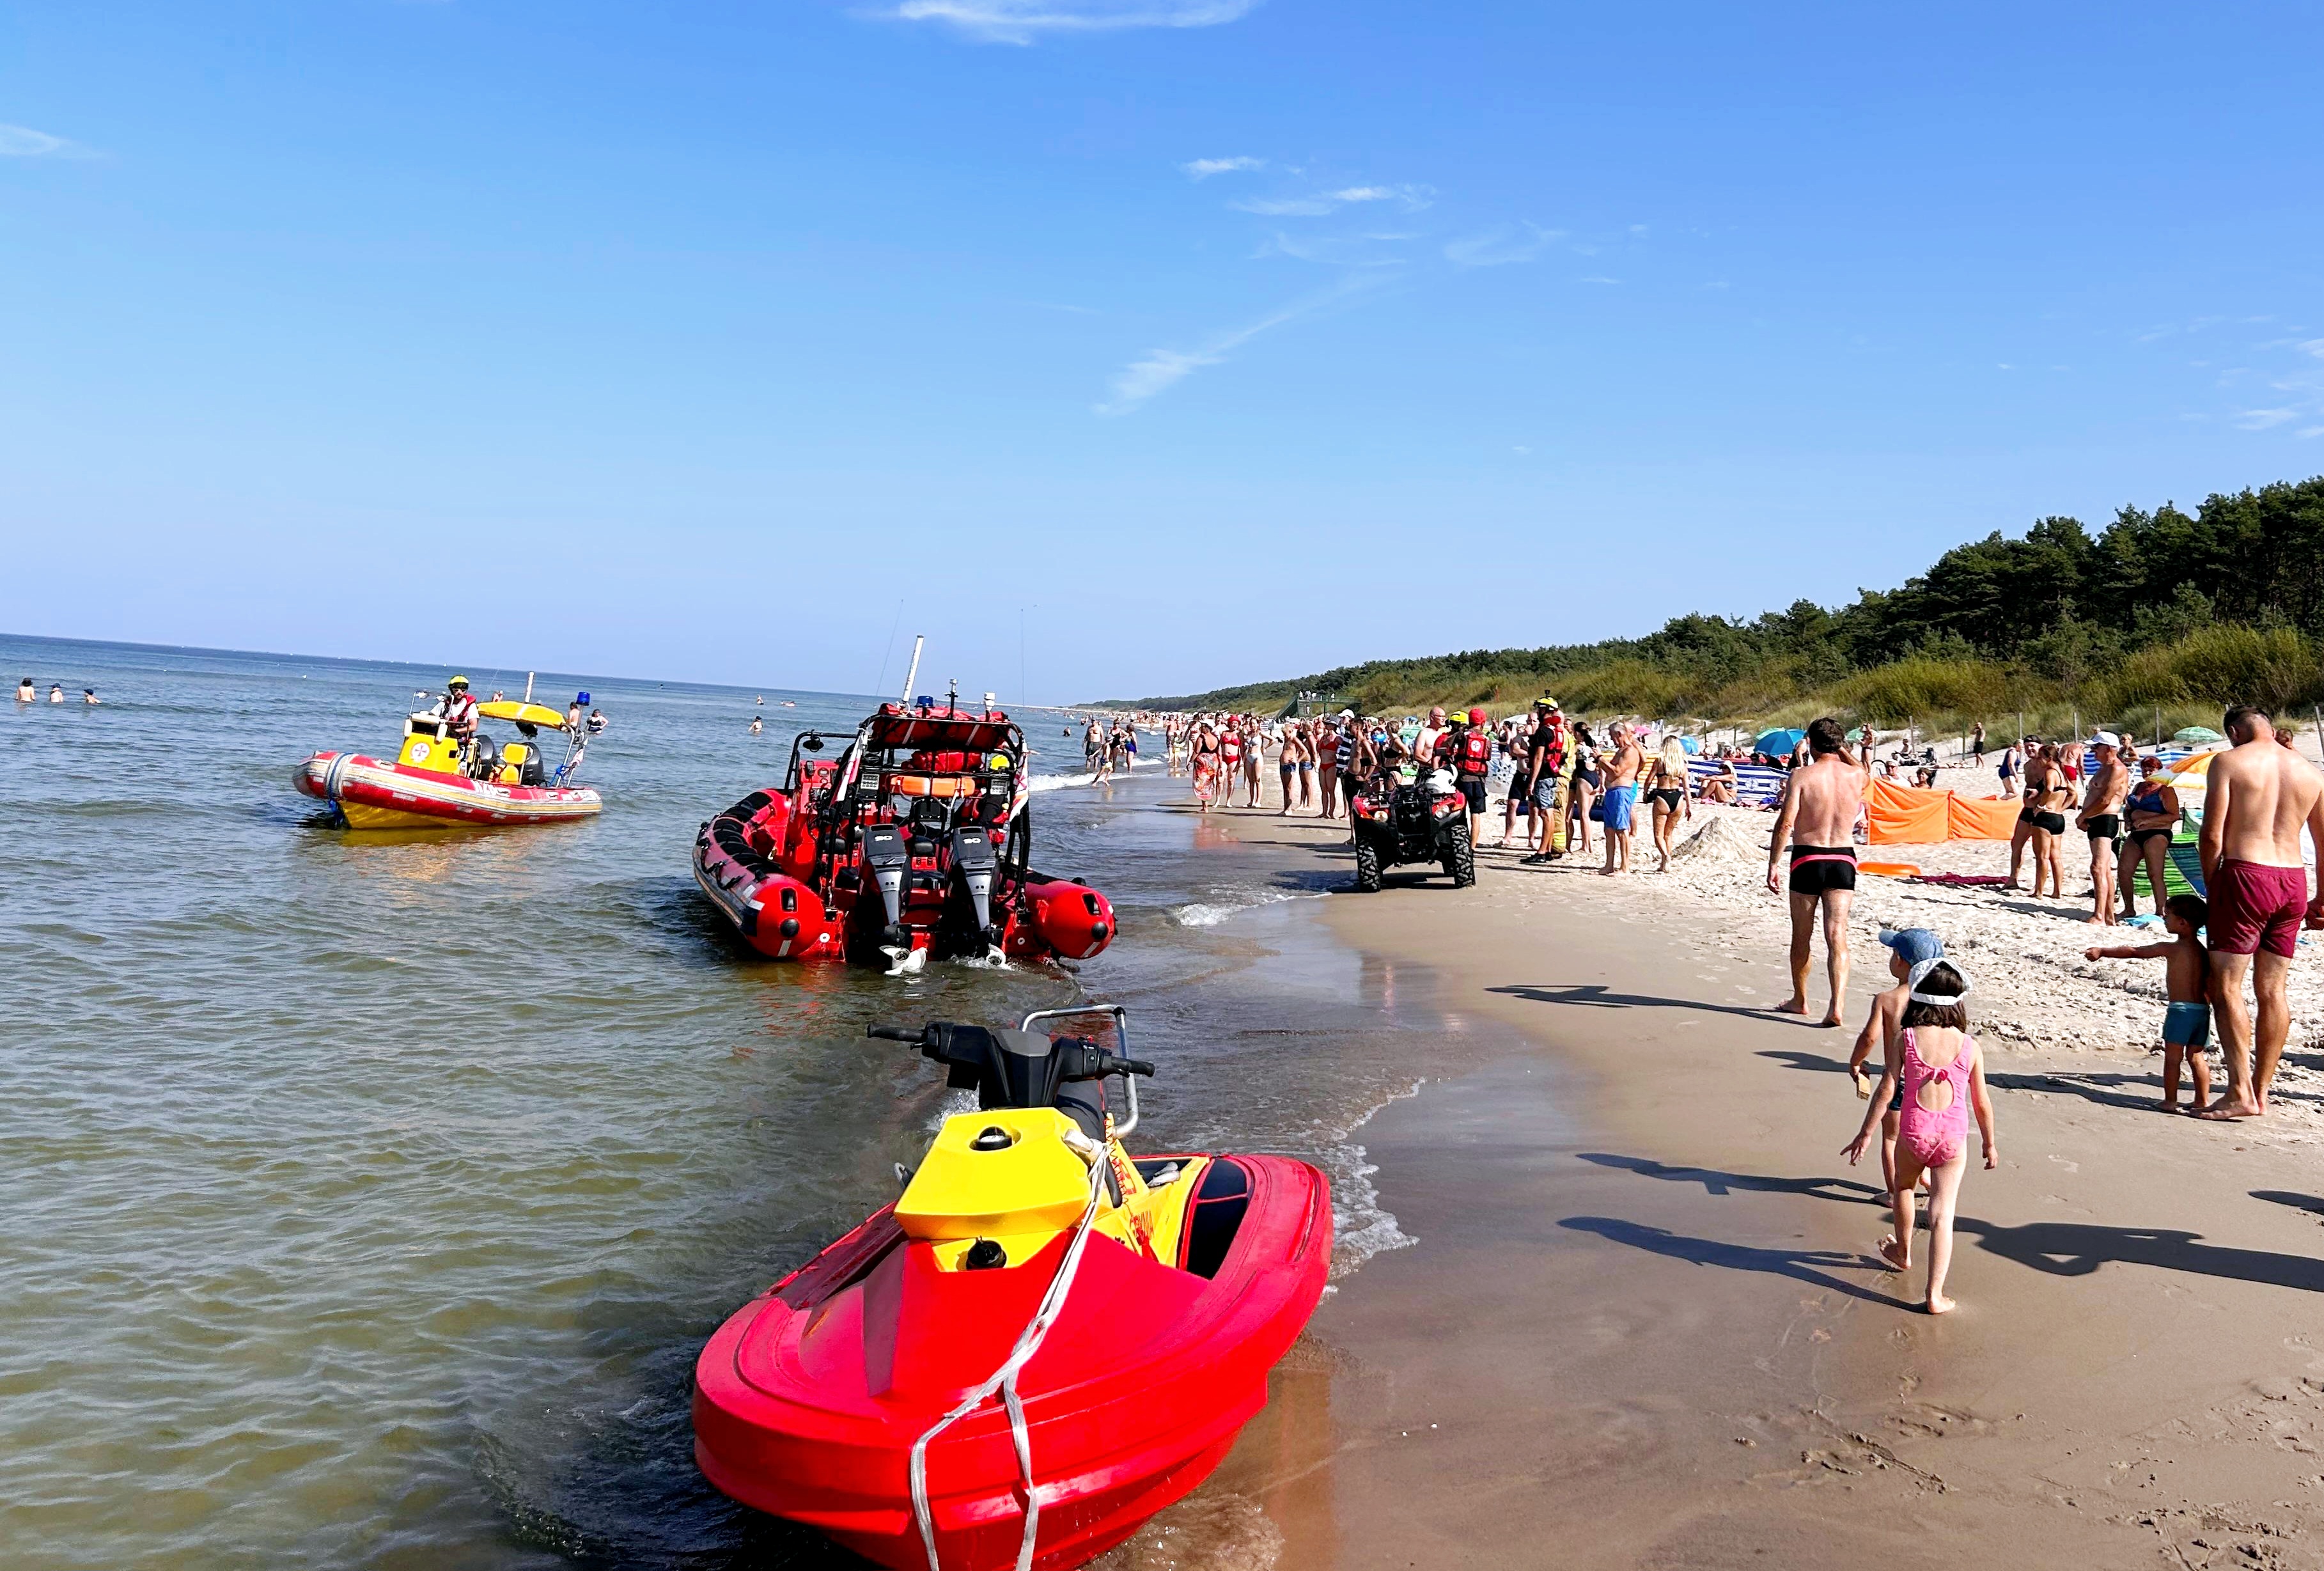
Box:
[1905,957,1970,1004]
[2091,730,2121,748]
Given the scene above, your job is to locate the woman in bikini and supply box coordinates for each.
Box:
[1843,960,1997,1315]
[2117,755,2181,920]
[1644,737,1693,872]
[1566,723,1600,855]
[2008,745,2071,896]
[2030,745,2076,899]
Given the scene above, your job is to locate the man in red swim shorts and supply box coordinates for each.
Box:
[2196,705,2324,1120]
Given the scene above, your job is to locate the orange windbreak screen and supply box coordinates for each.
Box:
[1866,780,1949,843]
[1946,793,2020,841]
[1866,779,2016,844]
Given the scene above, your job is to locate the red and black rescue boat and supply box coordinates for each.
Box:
[693,700,1116,969]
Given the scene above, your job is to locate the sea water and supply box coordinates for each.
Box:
[0,634,1463,1570]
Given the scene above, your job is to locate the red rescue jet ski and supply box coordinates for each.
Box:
[693,695,1115,972]
[692,1008,1332,1571]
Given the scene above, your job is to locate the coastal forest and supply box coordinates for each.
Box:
[1123,476,2324,743]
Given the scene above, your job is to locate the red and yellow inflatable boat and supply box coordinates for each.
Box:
[296,701,602,830]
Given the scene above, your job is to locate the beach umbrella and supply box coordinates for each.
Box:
[1753,727,1805,757]
[2172,726,2224,744]
[2164,750,2222,791]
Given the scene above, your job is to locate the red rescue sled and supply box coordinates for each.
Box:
[693,699,1114,969]
[692,1013,1332,1570]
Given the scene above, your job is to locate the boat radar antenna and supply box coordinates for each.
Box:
[899,635,924,707]
[946,678,959,716]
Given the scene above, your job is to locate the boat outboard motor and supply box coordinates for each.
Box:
[861,824,920,973]
[868,1021,1153,1141]
[949,825,1002,955]
[862,823,911,934]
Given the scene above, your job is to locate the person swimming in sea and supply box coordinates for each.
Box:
[17,677,34,703]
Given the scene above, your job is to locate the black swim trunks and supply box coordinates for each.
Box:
[2084,813,2121,841]
[1788,844,1858,894]
[1456,777,1486,814]
[2034,811,2067,834]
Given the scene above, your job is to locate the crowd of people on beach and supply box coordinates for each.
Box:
[1113,694,2322,1318]
[1155,700,1747,877]
[1768,707,2323,1311]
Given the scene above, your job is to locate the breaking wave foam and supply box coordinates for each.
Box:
[1324,1079,1424,1279]
[1172,889,1330,928]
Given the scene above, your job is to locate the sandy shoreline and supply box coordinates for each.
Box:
[1151,774,2324,1570]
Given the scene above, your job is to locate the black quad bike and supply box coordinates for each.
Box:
[1346,769,1476,892]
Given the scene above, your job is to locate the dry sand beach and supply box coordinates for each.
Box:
[1161,774,2324,1571]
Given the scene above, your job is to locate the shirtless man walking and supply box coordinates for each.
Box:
[1598,722,1644,875]
[2076,731,2128,925]
[1766,717,1868,1026]
[2195,705,2324,1119]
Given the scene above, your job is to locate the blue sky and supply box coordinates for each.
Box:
[4,1,2321,701]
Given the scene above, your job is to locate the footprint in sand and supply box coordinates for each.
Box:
[2048,1155,2080,1173]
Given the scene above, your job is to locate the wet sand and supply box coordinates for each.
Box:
[1188,792,2324,1570]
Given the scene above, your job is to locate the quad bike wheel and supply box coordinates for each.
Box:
[1353,838,1382,893]
[1443,819,1476,887]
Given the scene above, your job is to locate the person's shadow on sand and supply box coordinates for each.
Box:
[2252,1190,2324,1219]
[1558,1217,1904,1306]
[1954,1217,2324,1293]
[1755,1047,1850,1077]
[1981,1069,2158,1113]
[1577,1152,1883,1204]
[1486,982,1802,1024]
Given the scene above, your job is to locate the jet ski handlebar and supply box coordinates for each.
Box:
[867,1020,1152,1077]
[867,1019,1153,1118]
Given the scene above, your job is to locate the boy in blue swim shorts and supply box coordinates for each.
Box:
[2086,894,2213,1112]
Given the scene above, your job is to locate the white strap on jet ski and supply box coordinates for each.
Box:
[909,1127,1110,1571]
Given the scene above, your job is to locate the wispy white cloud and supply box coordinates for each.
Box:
[1096,276,1388,416]
[1231,184,1430,218]
[1442,223,1561,268]
[0,123,94,159]
[1577,274,1619,285]
[2238,408,2299,429]
[892,0,1258,43]
[1233,195,1332,217]
[1183,155,1263,180]
[1259,230,1408,267]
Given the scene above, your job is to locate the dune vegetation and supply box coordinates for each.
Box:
[1116,477,2324,746]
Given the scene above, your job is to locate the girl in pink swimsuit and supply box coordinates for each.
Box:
[1844,960,1999,1315]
